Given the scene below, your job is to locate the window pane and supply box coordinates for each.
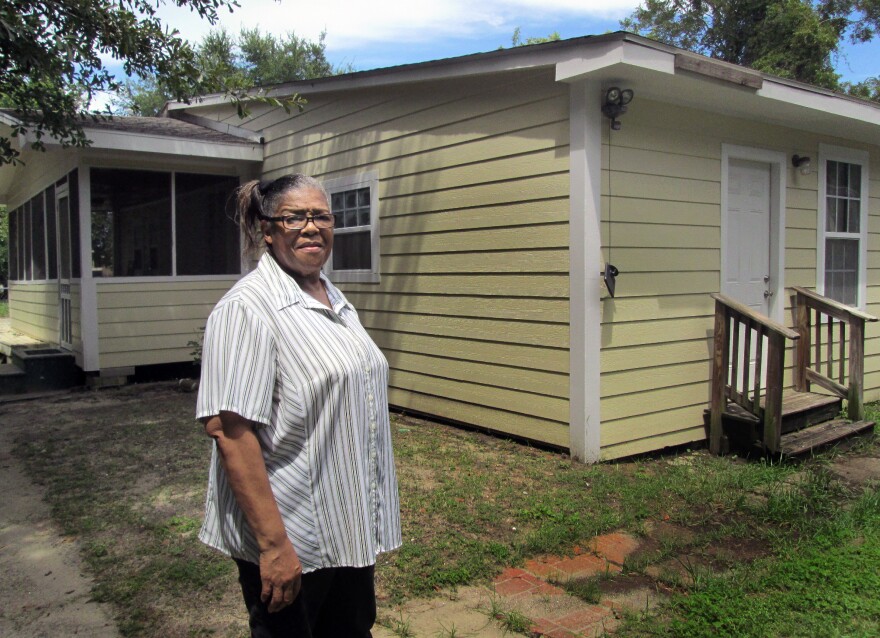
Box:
[848,200,860,233]
[31,194,46,280]
[45,185,57,279]
[825,238,858,306]
[91,168,172,277]
[847,164,861,197]
[825,197,838,232]
[332,231,371,270]
[826,160,840,197]
[357,187,370,207]
[175,173,240,275]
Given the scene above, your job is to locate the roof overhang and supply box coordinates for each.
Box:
[170,31,880,149]
[0,117,262,205]
[553,35,880,147]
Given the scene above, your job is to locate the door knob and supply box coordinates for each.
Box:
[764,290,773,298]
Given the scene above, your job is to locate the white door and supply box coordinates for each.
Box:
[725,159,772,315]
[725,159,773,393]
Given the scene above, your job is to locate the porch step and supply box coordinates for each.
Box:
[1,347,83,394]
[0,363,27,395]
[717,391,842,431]
[780,419,875,456]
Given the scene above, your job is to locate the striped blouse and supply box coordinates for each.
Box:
[196,253,402,572]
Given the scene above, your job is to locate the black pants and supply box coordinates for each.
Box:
[234,559,376,638]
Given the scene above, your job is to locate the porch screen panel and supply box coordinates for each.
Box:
[69,169,81,278]
[45,184,57,279]
[8,208,18,280]
[91,168,172,277]
[175,173,239,275]
[30,193,46,280]
[23,200,32,280]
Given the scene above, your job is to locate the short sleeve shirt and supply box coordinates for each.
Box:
[196,253,402,572]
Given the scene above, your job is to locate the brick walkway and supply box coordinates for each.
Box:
[375,531,648,638]
[491,533,642,637]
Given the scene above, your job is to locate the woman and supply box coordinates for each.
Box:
[196,174,401,637]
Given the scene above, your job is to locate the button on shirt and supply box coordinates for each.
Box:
[197,253,402,572]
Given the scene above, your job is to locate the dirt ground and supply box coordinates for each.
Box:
[0,393,120,637]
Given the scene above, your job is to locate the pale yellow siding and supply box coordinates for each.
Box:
[95,279,238,369]
[599,97,880,460]
[9,282,59,343]
[253,69,571,447]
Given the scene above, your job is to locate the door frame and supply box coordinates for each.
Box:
[55,183,73,350]
[720,144,787,323]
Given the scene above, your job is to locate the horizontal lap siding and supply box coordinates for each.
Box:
[9,282,59,342]
[95,279,237,369]
[261,69,570,447]
[599,98,880,460]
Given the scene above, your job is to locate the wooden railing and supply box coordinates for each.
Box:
[792,286,878,421]
[709,293,799,454]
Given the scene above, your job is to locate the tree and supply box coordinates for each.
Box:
[510,27,562,47]
[0,0,254,165]
[621,0,880,92]
[115,27,342,117]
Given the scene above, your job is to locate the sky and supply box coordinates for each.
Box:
[145,0,878,83]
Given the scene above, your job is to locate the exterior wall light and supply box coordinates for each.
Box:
[792,154,812,175]
[602,87,634,130]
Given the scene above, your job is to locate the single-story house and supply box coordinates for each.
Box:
[2,32,879,461]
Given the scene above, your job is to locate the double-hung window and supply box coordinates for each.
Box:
[324,172,380,283]
[818,145,869,308]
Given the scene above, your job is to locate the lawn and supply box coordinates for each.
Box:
[4,383,879,637]
[0,300,8,318]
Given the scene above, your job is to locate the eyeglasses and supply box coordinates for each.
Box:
[260,210,335,231]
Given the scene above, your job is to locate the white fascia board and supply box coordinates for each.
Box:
[32,129,263,162]
[555,40,675,83]
[167,48,575,110]
[757,81,880,127]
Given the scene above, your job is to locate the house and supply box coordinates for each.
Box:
[2,32,879,461]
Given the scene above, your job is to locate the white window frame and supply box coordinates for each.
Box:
[817,144,870,309]
[323,171,380,284]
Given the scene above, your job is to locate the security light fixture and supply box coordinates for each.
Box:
[602,87,634,130]
[792,154,812,175]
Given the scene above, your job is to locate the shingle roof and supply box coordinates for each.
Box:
[0,109,255,146]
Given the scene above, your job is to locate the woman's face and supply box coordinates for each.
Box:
[263,187,333,281]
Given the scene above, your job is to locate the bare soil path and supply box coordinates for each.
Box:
[0,394,120,637]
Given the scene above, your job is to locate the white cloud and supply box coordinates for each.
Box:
[157,0,635,53]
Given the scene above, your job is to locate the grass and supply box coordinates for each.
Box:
[0,299,8,318]
[4,383,880,637]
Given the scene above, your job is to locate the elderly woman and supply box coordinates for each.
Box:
[196,174,401,637]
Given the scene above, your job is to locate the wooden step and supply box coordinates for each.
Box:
[715,391,841,426]
[780,419,875,456]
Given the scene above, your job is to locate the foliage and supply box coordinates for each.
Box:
[0,0,251,165]
[114,27,344,117]
[510,27,561,47]
[620,0,880,92]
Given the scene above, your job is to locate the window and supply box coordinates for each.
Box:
[324,172,379,283]
[818,146,869,307]
[90,168,239,277]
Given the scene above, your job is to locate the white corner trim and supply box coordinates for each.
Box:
[720,144,787,324]
[78,166,100,372]
[569,79,603,463]
[556,40,675,83]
